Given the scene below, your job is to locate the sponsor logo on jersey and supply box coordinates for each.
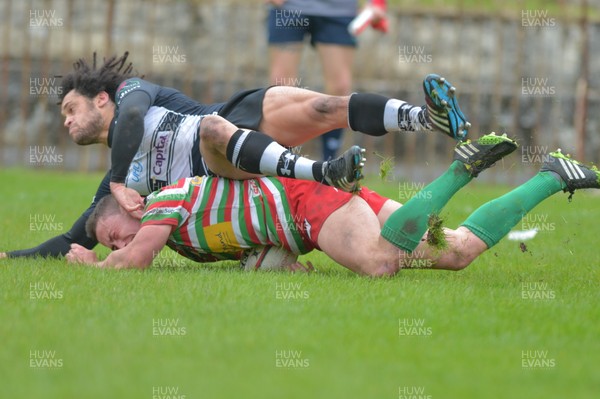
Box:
[116,79,142,103]
[152,132,170,176]
[190,176,203,186]
[248,180,261,197]
[144,207,180,217]
[129,160,143,183]
[204,222,240,253]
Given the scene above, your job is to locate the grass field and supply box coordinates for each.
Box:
[1,168,599,399]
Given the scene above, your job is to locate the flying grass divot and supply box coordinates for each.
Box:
[426,213,447,250]
[374,151,395,182]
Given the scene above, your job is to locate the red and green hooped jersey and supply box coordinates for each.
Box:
[141,176,309,262]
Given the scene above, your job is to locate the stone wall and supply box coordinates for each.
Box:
[1,0,598,182]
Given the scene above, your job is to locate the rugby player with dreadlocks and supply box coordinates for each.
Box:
[2,52,470,259]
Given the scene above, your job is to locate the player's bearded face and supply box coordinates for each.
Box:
[62,90,105,145]
[70,100,104,145]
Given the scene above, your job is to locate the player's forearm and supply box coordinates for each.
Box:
[110,181,125,192]
[96,225,170,269]
[97,249,153,269]
[110,92,151,183]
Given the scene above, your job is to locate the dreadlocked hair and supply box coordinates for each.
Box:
[59,51,139,104]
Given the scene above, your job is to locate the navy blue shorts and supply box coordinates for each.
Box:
[267,9,357,47]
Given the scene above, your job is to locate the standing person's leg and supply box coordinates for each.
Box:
[316,44,354,160]
[267,5,305,86]
[268,42,303,86]
[314,14,357,160]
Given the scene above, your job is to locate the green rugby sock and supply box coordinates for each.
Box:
[381,160,472,252]
[461,171,565,248]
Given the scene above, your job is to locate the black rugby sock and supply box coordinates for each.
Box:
[348,93,428,134]
[225,130,324,181]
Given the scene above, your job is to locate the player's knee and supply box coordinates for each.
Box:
[363,255,400,277]
[310,95,343,119]
[199,114,230,147]
[368,262,399,277]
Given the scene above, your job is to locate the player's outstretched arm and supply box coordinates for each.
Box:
[3,214,97,258]
[2,170,112,259]
[68,225,171,270]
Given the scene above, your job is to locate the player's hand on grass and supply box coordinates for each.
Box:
[286,261,315,274]
[0,252,6,259]
[110,182,144,219]
[66,244,99,264]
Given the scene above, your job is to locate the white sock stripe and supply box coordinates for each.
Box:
[454,146,469,159]
[559,158,574,180]
[232,131,250,166]
[565,159,582,179]
[460,145,474,156]
[427,107,449,125]
[384,99,406,132]
[466,143,480,153]
[572,162,586,179]
[427,104,448,117]
[293,157,316,181]
[259,142,287,176]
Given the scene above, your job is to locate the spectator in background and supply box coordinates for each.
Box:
[266,0,387,160]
